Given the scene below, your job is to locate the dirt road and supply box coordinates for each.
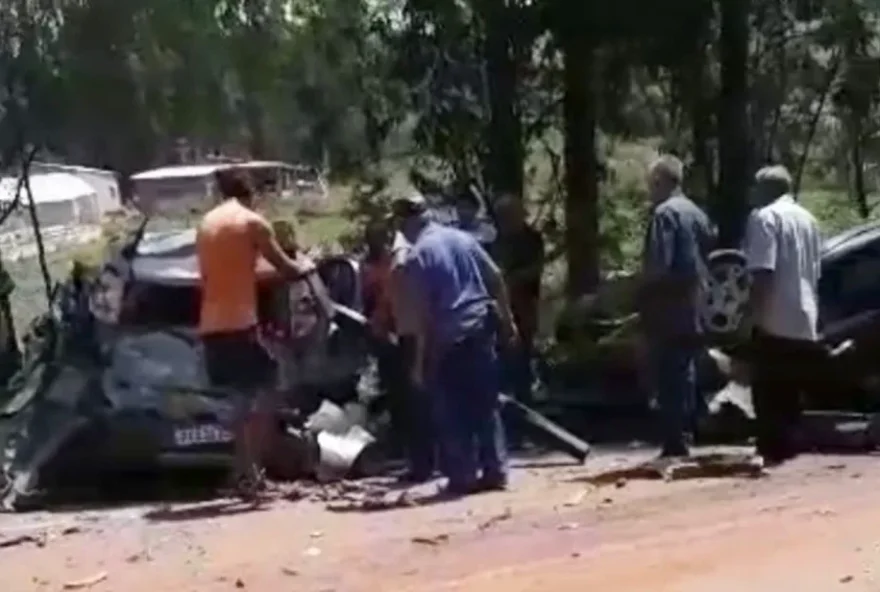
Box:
[2,449,879,591]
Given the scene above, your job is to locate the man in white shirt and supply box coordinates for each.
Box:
[744,165,822,465]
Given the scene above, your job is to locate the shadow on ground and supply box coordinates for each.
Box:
[142,499,271,523]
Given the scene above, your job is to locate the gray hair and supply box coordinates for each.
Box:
[754,165,793,195]
[649,154,684,186]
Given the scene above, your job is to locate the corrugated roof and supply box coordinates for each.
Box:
[130,163,226,181]
[0,172,96,203]
[31,162,118,178]
[130,160,310,181]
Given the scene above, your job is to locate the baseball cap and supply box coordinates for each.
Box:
[391,192,427,216]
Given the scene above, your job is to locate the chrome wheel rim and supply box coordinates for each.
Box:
[701,255,750,334]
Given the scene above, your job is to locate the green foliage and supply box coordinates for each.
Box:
[2,0,880,323]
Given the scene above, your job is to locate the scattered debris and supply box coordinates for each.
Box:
[558,522,579,531]
[62,571,108,590]
[564,489,590,507]
[0,533,45,549]
[582,453,764,486]
[281,567,299,577]
[840,575,854,583]
[310,531,324,539]
[478,507,512,531]
[0,521,84,548]
[125,550,151,563]
[323,483,416,512]
[411,534,449,546]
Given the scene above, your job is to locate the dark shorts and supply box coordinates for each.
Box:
[202,328,276,393]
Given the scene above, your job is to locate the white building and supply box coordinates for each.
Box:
[130,161,329,214]
[30,162,122,215]
[0,172,101,230]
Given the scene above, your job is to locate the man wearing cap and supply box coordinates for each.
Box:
[393,192,518,495]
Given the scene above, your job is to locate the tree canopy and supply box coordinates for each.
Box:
[1,0,879,294]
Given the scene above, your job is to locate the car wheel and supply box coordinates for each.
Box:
[700,249,750,339]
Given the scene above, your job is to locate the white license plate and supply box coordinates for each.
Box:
[173,425,234,447]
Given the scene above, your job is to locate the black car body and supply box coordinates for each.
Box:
[1,227,371,508]
[703,220,880,413]
[809,220,880,410]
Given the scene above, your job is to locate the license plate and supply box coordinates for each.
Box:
[173,424,234,447]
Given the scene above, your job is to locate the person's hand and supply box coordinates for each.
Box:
[294,255,317,276]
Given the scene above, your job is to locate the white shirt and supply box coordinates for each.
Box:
[744,194,822,341]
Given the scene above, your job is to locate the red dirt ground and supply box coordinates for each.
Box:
[2,448,879,591]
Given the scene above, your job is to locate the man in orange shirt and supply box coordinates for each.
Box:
[197,168,315,500]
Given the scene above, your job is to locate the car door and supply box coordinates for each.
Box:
[816,239,880,408]
[273,274,333,392]
[819,241,880,334]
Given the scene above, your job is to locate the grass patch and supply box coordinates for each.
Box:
[801,189,874,236]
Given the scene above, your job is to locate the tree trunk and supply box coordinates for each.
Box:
[851,126,869,218]
[686,26,714,201]
[716,0,751,246]
[482,0,524,201]
[562,25,599,297]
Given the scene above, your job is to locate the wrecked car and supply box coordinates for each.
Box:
[1,224,376,510]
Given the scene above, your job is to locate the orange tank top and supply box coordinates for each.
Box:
[196,200,262,335]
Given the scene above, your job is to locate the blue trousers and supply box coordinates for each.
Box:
[648,342,697,448]
[430,326,508,489]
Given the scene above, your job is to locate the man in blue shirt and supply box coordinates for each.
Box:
[639,155,715,458]
[392,193,518,495]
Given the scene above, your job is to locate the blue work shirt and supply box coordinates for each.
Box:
[405,221,495,348]
[642,194,715,338]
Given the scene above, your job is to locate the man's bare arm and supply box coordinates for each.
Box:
[252,217,335,318]
[251,217,316,280]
